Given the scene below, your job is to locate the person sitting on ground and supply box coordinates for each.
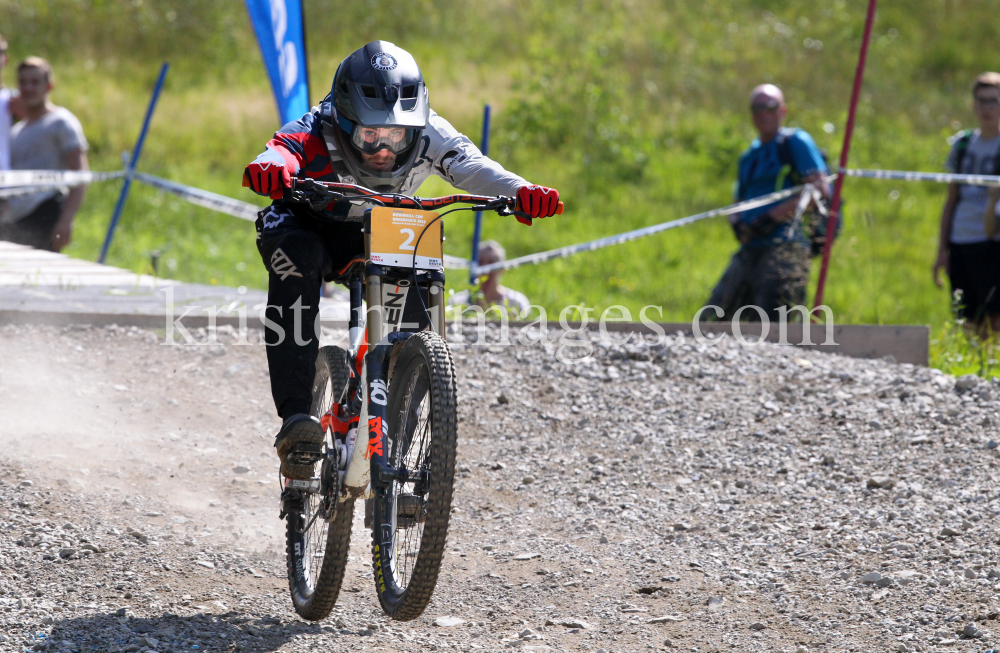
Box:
[703,84,830,322]
[0,57,88,252]
[449,240,530,314]
[933,72,1000,336]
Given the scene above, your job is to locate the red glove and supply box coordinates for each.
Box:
[516,185,560,221]
[242,161,291,200]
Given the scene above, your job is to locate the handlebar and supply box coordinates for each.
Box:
[286,178,563,219]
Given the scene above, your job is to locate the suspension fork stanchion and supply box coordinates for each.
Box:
[363,216,384,346]
[366,270,384,346]
[348,276,364,358]
[428,281,445,338]
[431,222,447,337]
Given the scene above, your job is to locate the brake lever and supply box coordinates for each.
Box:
[287,181,346,210]
[495,204,534,226]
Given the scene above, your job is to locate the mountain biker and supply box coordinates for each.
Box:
[243,41,560,480]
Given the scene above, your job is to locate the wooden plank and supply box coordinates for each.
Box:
[0,241,160,287]
[0,309,350,331]
[594,321,928,366]
[489,319,930,366]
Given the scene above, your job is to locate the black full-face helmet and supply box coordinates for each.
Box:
[327,41,429,193]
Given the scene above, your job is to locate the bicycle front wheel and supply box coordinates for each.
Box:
[285,345,354,621]
[371,331,457,620]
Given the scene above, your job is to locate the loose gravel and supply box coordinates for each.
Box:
[1,322,999,653]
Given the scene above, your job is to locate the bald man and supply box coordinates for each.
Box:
[704,84,830,322]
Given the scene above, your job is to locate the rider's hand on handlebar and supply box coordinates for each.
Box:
[516,185,560,224]
[243,161,292,200]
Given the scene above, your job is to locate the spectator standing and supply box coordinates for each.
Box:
[704,84,830,322]
[933,72,1000,334]
[0,57,88,252]
[449,240,531,313]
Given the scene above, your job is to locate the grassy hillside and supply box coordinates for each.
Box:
[4,0,1000,371]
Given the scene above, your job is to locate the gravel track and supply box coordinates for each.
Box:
[1,322,999,653]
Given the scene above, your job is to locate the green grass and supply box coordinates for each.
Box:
[5,0,1000,374]
[931,318,1000,380]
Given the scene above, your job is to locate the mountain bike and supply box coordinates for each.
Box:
[276,178,562,621]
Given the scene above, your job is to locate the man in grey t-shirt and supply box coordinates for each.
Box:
[0,57,88,252]
[934,72,1000,332]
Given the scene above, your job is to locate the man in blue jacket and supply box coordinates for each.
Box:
[705,84,829,321]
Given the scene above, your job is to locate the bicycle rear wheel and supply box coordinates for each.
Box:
[286,345,354,621]
[371,332,458,620]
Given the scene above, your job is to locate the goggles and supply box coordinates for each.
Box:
[350,125,415,155]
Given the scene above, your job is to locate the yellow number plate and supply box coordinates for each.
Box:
[368,206,443,270]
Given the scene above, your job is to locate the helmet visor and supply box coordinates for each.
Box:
[350,125,416,155]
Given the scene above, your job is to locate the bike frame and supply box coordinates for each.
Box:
[340,209,444,501]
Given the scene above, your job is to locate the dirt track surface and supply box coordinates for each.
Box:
[2,322,1000,653]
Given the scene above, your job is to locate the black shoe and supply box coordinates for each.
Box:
[274,414,325,480]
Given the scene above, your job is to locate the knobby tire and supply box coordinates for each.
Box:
[371,331,458,620]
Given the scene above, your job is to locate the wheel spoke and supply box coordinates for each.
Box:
[387,363,434,590]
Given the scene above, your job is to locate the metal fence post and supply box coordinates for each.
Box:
[99,62,169,264]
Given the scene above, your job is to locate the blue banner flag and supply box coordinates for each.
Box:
[245,0,310,126]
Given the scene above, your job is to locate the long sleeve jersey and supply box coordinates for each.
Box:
[251,102,528,222]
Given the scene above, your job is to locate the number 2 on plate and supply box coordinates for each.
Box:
[399,228,415,251]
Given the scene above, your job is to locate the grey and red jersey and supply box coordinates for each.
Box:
[252,100,528,223]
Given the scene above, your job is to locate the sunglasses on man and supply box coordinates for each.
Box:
[974,95,1000,107]
[751,100,782,113]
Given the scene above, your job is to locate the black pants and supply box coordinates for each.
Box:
[256,204,365,419]
[0,195,65,252]
[948,241,1000,321]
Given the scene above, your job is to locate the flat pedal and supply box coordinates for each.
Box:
[287,442,324,466]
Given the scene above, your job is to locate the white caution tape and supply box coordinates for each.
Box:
[845,168,1000,187]
[5,165,989,274]
[789,183,826,230]
[471,169,1000,274]
[443,254,471,270]
[473,177,836,275]
[133,172,263,222]
[0,170,126,198]
[0,169,126,188]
